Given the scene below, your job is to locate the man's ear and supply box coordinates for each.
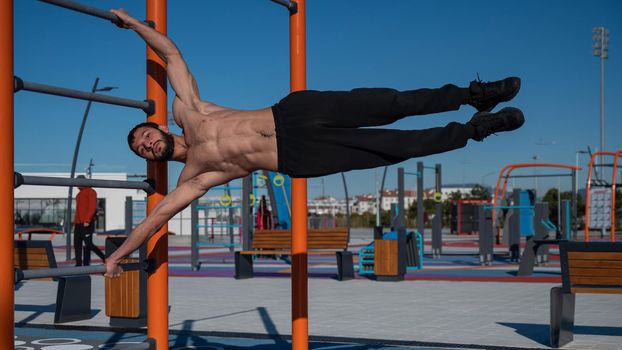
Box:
[158,125,170,134]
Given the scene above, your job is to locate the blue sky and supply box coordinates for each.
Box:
[13,0,622,199]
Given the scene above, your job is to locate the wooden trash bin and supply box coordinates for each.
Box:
[104,237,147,327]
[374,239,398,277]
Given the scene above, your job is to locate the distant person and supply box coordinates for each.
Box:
[74,175,105,266]
[105,9,524,277]
[256,195,273,230]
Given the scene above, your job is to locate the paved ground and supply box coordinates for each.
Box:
[13,231,622,349]
[15,276,622,349]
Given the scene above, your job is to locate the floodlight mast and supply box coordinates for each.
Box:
[592,26,609,178]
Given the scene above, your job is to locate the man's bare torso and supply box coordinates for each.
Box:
[172,97,279,183]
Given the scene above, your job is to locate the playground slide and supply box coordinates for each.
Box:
[268,171,292,229]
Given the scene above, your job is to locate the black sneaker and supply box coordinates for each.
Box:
[468,107,525,141]
[469,77,521,112]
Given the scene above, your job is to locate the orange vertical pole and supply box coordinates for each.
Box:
[290,1,307,350]
[146,1,169,349]
[0,1,14,349]
[584,154,596,242]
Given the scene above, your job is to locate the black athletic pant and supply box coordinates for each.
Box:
[272,84,475,178]
[74,223,106,266]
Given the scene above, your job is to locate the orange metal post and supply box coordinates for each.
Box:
[611,153,619,241]
[289,1,308,349]
[0,1,14,348]
[584,154,596,242]
[146,0,169,349]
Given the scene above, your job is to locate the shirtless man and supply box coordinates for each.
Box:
[105,9,524,277]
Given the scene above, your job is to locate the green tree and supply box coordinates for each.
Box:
[470,184,492,200]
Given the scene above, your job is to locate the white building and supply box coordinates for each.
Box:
[308,196,345,215]
[424,183,483,201]
[380,190,416,211]
[352,194,376,215]
[14,172,194,236]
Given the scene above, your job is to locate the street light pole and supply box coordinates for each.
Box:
[575,149,590,192]
[593,27,609,178]
[63,78,117,261]
[481,171,496,188]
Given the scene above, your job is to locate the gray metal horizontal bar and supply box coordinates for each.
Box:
[197,205,243,209]
[16,261,150,282]
[39,0,122,24]
[14,76,154,114]
[404,172,422,177]
[197,224,241,228]
[14,172,155,195]
[38,0,154,28]
[505,173,574,179]
[211,186,243,190]
[270,0,298,13]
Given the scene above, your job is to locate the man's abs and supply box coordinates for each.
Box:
[182,106,278,172]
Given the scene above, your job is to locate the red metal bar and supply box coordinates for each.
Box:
[289,1,307,349]
[457,200,462,234]
[146,1,169,349]
[0,1,14,348]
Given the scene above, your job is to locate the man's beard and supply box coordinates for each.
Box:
[153,131,175,161]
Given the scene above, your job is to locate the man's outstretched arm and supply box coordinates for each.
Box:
[104,172,233,277]
[110,8,201,109]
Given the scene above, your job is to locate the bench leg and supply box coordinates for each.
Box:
[336,251,354,281]
[55,276,92,323]
[550,286,575,348]
[235,252,254,279]
[517,237,537,276]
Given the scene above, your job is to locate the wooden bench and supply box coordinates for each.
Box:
[14,240,92,323]
[234,228,354,281]
[550,241,622,348]
[15,227,65,241]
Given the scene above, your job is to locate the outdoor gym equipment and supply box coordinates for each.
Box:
[14,76,154,114]
[492,163,579,243]
[15,261,151,283]
[3,1,311,348]
[3,0,170,347]
[584,151,621,241]
[414,162,444,257]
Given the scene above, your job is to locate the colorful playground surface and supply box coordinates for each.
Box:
[165,235,563,283]
[14,234,622,350]
[17,324,498,350]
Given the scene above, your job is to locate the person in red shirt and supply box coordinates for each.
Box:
[73,175,105,266]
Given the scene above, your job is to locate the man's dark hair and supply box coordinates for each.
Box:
[127,122,160,157]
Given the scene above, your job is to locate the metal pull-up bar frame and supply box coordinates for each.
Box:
[15,261,152,283]
[14,77,155,114]
[1,0,169,349]
[39,0,122,24]
[38,0,155,27]
[14,172,156,195]
[270,0,298,13]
